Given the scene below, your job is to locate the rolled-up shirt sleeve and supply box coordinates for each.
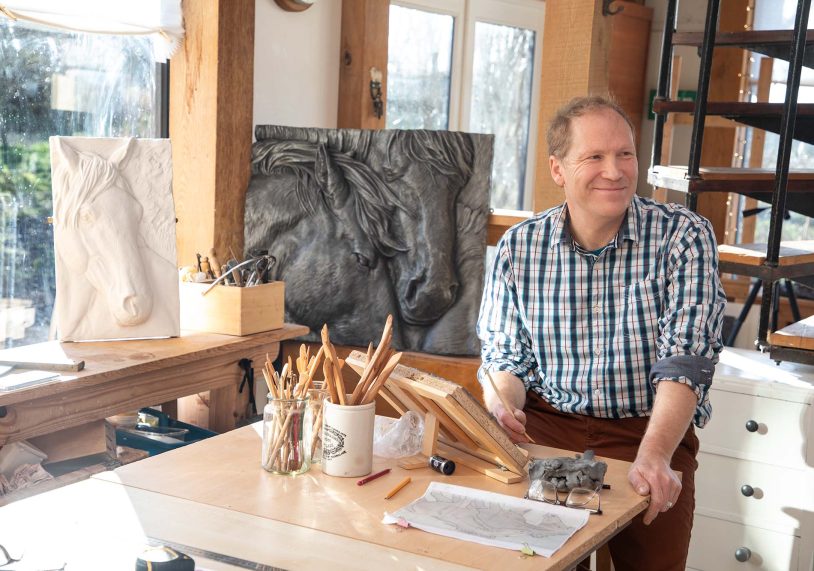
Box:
[651,217,726,427]
[477,235,538,390]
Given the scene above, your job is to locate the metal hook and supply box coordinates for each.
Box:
[602,0,624,16]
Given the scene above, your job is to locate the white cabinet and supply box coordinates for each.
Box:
[688,348,814,571]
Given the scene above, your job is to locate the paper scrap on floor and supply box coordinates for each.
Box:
[383,481,589,557]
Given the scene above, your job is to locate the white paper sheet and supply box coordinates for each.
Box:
[383,481,589,557]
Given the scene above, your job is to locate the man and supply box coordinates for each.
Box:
[477,95,725,570]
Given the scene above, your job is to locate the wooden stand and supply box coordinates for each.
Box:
[346,352,528,484]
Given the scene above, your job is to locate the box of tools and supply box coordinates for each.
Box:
[179,280,284,336]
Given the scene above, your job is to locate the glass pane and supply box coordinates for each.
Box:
[470,21,535,210]
[0,20,160,347]
[386,5,453,130]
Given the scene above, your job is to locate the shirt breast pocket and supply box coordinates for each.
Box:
[620,276,665,342]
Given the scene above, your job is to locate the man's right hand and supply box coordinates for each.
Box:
[482,370,530,443]
[494,404,530,443]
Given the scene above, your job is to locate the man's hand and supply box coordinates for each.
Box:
[630,380,696,525]
[628,449,682,525]
[482,371,529,443]
[493,403,530,443]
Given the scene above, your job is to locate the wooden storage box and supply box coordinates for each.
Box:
[179,281,284,336]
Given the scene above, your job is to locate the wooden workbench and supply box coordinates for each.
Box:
[91,423,648,570]
[0,324,307,445]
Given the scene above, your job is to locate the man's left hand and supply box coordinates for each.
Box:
[628,449,682,525]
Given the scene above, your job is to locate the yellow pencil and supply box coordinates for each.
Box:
[384,476,411,500]
[485,370,536,444]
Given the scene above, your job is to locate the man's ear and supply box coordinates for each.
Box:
[549,155,565,187]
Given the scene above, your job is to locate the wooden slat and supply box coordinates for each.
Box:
[718,242,814,266]
[769,315,814,350]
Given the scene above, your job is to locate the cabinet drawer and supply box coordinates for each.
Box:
[701,389,810,468]
[695,452,813,535]
[688,514,798,571]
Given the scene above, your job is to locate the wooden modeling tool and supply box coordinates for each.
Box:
[485,371,535,444]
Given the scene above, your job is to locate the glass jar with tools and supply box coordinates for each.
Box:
[261,394,312,476]
[306,381,330,464]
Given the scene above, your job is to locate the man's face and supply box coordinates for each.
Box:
[549,109,638,228]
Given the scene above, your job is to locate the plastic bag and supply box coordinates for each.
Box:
[373,411,424,458]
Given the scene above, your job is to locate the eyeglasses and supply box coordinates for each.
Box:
[525,481,604,515]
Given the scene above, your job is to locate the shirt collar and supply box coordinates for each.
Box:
[548,196,641,251]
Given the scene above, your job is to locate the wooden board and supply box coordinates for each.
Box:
[345,351,529,478]
[0,324,308,443]
[718,241,814,266]
[96,424,648,571]
[769,315,814,350]
[0,478,472,570]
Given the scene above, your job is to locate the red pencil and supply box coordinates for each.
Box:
[357,468,391,486]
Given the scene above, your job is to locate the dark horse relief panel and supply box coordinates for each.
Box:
[244,126,493,355]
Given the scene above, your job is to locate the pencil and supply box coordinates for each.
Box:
[485,370,536,444]
[384,476,411,500]
[357,468,390,486]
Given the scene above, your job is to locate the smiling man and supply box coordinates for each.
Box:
[477,96,726,571]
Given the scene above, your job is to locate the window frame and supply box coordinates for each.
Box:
[389,0,545,210]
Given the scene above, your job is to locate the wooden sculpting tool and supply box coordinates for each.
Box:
[208,248,222,278]
[384,476,411,499]
[485,370,536,444]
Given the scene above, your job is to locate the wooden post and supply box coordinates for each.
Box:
[534,0,609,211]
[169,0,255,268]
[338,0,389,129]
[533,1,652,212]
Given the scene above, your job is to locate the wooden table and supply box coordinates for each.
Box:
[88,423,648,570]
[0,324,307,444]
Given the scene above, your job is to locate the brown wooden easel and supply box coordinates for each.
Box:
[345,351,529,484]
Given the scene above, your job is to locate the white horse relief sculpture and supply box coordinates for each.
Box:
[49,137,180,341]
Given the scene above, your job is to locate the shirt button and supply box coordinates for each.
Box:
[594,306,601,314]
[594,389,601,396]
[594,348,602,356]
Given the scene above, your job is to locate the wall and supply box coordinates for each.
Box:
[253,0,342,133]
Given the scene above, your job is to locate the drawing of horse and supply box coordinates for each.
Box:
[246,127,487,354]
[51,137,179,341]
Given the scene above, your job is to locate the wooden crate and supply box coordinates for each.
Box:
[179,281,284,336]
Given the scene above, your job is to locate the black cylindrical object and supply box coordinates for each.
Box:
[429,454,455,475]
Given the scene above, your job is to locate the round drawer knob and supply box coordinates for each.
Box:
[735,547,752,562]
[745,420,759,432]
[740,485,754,497]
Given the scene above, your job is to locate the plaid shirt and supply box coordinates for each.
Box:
[477,195,726,428]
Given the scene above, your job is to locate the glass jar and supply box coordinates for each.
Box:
[306,381,330,464]
[261,394,311,475]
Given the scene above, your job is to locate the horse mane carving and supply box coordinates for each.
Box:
[245,126,492,355]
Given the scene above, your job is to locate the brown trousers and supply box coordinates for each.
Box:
[524,391,699,571]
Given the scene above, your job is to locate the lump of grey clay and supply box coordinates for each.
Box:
[528,450,607,492]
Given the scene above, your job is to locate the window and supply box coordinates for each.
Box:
[387,0,544,210]
[0,19,164,347]
[739,0,814,243]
